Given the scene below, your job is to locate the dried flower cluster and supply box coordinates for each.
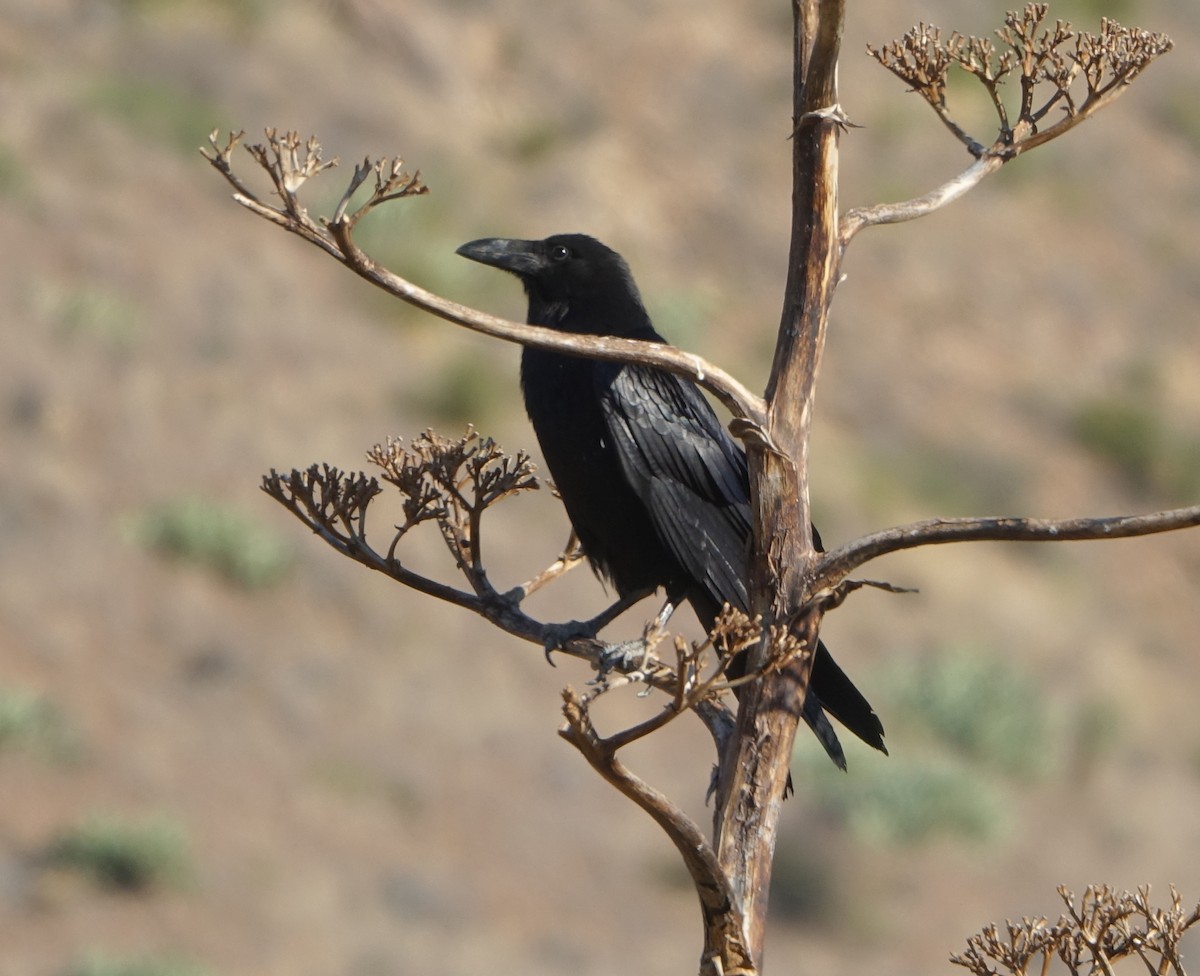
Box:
[868,4,1173,157]
[953,885,1200,976]
[203,128,427,264]
[263,429,537,600]
[366,429,537,579]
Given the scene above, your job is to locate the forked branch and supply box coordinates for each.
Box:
[953,885,1200,976]
[202,129,766,429]
[844,5,1172,244]
[560,689,754,976]
[260,429,744,762]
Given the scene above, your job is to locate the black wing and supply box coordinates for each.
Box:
[596,361,752,619]
[598,360,887,766]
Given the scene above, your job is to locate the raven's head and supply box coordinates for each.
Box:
[455,233,650,335]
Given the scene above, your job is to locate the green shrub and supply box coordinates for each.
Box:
[401,349,511,427]
[840,760,1004,846]
[506,120,569,163]
[47,814,193,892]
[768,842,840,922]
[647,287,714,350]
[859,443,1027,519]
[889,646,1055,779]
[113,0,264,26]
[34,279,142,348]
[86,77,225,157]
[792,647,1070,847]
[1073,395,1200,501]
[795,748,1007,847]
[130,497,294,588]
[66,950,208,976]
[0,141,28,196]
[0,688,82,762]
[1073,396,1163,489]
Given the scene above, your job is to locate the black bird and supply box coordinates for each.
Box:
[456,233,885,769]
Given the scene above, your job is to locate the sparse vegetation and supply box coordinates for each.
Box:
[402,348,512,427]
[86,77,225,157]
[47,814,193,892]
[129,497,294,588]
[0,687,82,763]
[889,646,1056,778]
[768,842,841,924]
[1158,87,1200,152]
[860,443,1029,517]
[506,120,571,163]
[66,950,209,976]
[797,747,1008,846]
[34,279,143,348]
[113,0,264,27]
[0,142,28,196]
[646,287,716,350]
[1067,696,1121,781]
[794,648,1084,848]
[1073,394,1200,501]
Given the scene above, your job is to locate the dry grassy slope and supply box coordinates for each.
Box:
[1,1,1198,975]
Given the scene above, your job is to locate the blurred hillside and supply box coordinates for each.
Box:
[2,1,1199,974]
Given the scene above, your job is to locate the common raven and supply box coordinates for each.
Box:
[456,233,885,769]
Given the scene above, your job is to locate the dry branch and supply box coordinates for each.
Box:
[953,885,1200,976]
[560,689,754,976]
[813,506,1200,596]
[201,129,766,429]
[846,5,1172,244]
[259,431,740,778]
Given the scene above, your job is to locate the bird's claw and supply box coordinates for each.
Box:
[540,619,595,666]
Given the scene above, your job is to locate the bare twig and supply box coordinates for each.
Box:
[330,154,429,228]
[813,506,1200,596]
[840,153,1004,246]
[576,611,762,753]
[506,532,586,602]
[867,23,995,156]
[259,439,589,661]
[560,690,755,976]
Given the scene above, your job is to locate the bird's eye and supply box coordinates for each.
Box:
[549,244,571,262]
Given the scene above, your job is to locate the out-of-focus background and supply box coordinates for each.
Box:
[2,0,1198,973]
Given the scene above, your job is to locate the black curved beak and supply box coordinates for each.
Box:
[455,237,543,277]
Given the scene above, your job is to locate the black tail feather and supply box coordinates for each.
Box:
[810,639,887,756]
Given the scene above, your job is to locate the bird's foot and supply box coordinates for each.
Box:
[541,622,660,691]
[596,638,652,675]
[540,619,595,666]
[592,638,659,697]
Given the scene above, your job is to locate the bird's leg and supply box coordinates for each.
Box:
[640,597,678,667]
[541,587,654,665]
[596,596,678,680]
